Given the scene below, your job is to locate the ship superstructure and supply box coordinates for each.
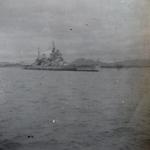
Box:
[24,42,99,72]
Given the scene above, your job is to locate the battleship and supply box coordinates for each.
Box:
[24,42,99,72]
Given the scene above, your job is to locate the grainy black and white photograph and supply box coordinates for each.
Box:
[0,0,150,149]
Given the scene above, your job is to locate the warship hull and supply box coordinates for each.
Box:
[23,65,99,72]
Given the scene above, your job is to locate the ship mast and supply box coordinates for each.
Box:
[52,41,56,52]
[37,47,40,59]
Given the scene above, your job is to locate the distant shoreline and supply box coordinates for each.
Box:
[1,58,150,69]
[1,65,150,69]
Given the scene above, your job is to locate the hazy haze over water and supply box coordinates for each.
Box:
[0,0,150,62]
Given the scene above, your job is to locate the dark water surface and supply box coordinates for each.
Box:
[0,68,149,150]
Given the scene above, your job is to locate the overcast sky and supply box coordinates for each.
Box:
[0,0,150,62]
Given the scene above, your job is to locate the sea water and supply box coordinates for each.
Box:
[0,68,149,150]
